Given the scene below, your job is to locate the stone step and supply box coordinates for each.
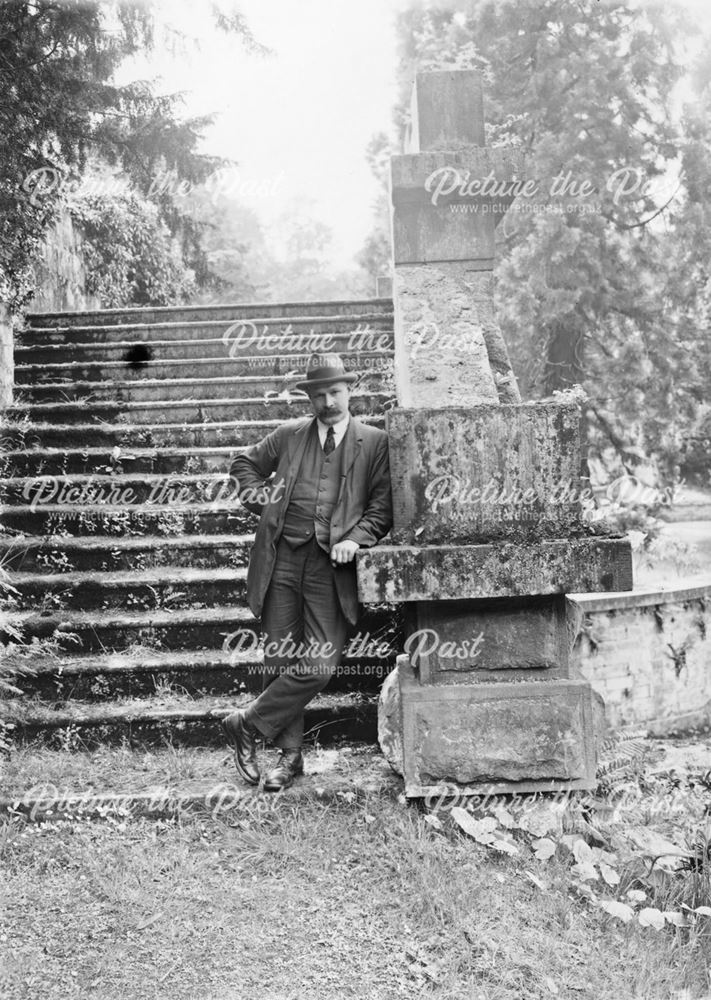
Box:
[19,313,393,347]
[0,444,242,476]
[5,296,398,732]
[0,502,256,536]
[7,604,257,652]
[0,471,253,507]
[8,564,249,611]
[6,603,396,654]
[16,329,394,364]
[1,417,304,449]
[8,646,394,700]
[4,691,379,747]
[1,415,385,450]
[16,371,392,404]
[6,391,390,425]
[25,296,393,329]
[11,648,261,700]
[13,350,394,384]
[0,530,252,571]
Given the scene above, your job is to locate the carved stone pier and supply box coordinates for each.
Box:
[356,70,633,797]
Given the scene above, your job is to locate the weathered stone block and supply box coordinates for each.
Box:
[386,402,588,542]
[392,267,519,407]
[408,70,485,152]
[404,595,569,683]
[357,537,634,603]
[392,264,498,408]
[390,148,525,265]
[378,656,608,786]
[394,656,597,796]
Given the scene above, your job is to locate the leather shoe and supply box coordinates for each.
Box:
[222,711,260,785]
[263,749,304,792]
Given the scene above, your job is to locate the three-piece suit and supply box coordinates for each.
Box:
[229,413,392,749]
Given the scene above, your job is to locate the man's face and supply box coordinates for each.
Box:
[307,381,351,424]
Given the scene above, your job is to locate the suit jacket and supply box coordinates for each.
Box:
[230,414,392,626]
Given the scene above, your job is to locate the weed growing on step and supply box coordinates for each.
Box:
[123,590,152,612]
[156,509,187,536]
[0,553,35,697]
[0,444,13,480]
[36,588,72,613]
[119,585,189,614]
[8,387,30,406]
[96,508,133,535]
[1,411,40,453]
[54,724,85,752]
[36,549,74,574]
[88,675,111,699]
[119,427,156,449]
[45,510,75,535]
[132,626,163,651]
[152,677,191,702]
[0,552,78,747]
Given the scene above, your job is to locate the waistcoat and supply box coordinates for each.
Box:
[280,422,343,552]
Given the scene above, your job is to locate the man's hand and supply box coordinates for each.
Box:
[330,539,359,565]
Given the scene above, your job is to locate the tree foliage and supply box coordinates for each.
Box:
[0,0,255,310]
[69,188,197,307]
[356,132,394,286]
[376,0,710,486]
[183,180,372,304]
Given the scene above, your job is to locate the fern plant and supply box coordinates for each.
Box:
[0,558,31,696]
[595,728,650,796]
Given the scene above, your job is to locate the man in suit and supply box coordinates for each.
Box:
[222,353,393,791]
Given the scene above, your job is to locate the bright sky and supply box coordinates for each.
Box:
[122,0,405,269]
[120,0,711,271]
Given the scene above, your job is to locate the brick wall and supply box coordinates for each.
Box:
[569,579,711,735]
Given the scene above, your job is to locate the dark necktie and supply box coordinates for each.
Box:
[323,426,335,455]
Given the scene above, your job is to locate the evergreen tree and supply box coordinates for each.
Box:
[375,0,709,486]
[0,0,258,309]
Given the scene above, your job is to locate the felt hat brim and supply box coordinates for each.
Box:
[293,372,358,392]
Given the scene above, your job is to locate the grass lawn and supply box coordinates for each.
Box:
[1,740,710,1000]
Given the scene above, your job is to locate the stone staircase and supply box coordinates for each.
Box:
[0,298,398,747]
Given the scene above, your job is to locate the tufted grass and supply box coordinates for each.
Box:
[1,743,710,1000]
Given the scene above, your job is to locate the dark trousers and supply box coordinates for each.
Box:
[244,536,349,749]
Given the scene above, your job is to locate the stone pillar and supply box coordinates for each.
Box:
[0,303,13,409]
[391,70,522,408]
[356,70,633,798]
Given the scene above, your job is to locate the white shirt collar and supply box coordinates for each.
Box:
[316,413,349,448]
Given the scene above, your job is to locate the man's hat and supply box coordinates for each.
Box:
[292,353,357,392]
